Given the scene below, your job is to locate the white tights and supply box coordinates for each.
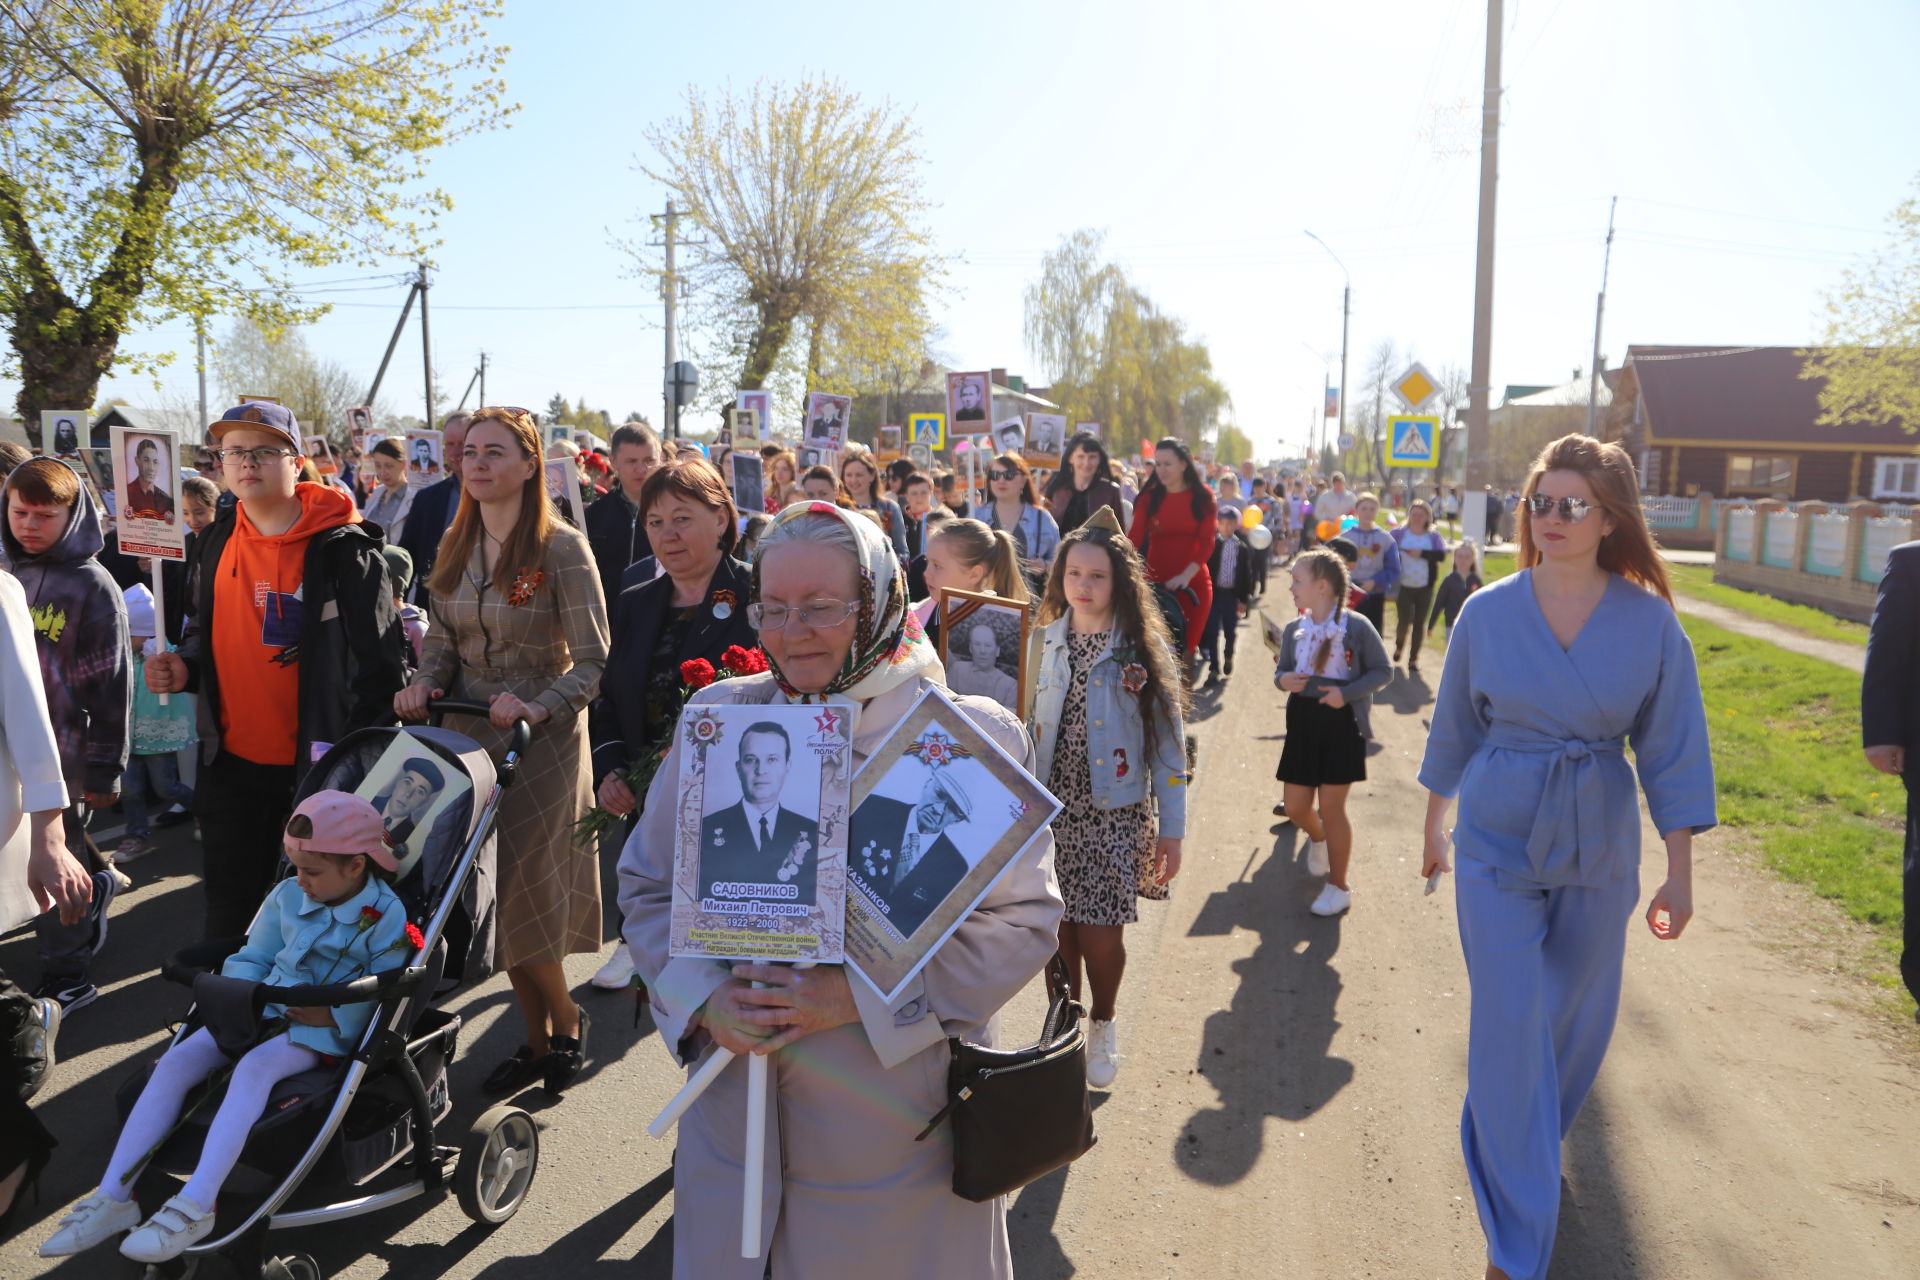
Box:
[101,1027,322,1210]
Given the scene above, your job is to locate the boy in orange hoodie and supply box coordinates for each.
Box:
[145,403,407,938]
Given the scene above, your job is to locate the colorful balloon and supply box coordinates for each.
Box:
[1242,505,1263,530]
[1247,525,1274,551]
[1315,519,1339,541]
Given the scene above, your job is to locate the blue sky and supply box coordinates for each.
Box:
[25,0,1920,457]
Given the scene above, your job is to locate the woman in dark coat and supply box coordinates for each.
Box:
[586,454,757,989]
[1045,433,1126,535]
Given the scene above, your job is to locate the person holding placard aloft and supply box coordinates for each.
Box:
[617,501,1062,1278]
[1029,508,1187,1088]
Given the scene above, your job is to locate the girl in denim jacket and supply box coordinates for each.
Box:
[43,792,411,1265]
[1029,510,1187,1089]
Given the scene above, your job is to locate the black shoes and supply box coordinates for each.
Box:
[544,1007,590,1095]
[31,977,98,1017]
[482,1046,541,1095]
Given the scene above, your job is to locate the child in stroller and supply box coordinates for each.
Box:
[41,792,410,1264]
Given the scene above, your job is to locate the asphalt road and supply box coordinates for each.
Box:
[5,592,1918,1278]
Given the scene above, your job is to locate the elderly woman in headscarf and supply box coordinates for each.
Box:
[617,500,1063,1279]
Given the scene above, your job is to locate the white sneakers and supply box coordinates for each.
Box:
[1305,839,1330,876]
[119,1194,215,1263]
[41,1190,214,1263]
[1086,1019,1119,1088]
[590,940,636,990]
[39,1190,141,1257]
[1310,884,1352,917]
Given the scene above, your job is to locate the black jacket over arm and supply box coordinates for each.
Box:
[179,509,407,770]
[589,555,757,784]
[585,489,653,610]
[1207,531,1257,605]
[395,476,458,606]
[1863,539,1920,780]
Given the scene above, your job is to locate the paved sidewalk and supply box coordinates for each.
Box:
[1670,592,1866,673]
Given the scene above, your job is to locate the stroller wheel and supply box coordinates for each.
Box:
[261,1257,322,1280]
[457,1104,540,1225]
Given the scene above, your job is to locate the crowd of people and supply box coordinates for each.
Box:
[0,405,1741,1280]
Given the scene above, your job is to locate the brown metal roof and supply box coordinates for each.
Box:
[1629,344,1919,448]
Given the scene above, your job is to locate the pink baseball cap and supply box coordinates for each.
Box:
[284,791,400,871]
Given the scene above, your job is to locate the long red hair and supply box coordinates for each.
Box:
[1517,434,1671,605]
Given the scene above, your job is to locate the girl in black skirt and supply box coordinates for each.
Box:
[1275,548,1393,917]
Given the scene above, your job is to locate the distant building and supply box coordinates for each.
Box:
[1605,345,1920,502]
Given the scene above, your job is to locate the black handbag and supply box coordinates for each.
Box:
[914,956,1097,1202]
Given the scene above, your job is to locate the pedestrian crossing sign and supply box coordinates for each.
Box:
[1386,416,1438,468]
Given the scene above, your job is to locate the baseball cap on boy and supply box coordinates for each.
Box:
[284,790,400,871]
[209,402,301,451]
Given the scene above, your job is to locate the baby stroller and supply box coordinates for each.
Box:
[115,702,533,1280]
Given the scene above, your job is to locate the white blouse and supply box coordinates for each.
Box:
[1291,612,1351,680]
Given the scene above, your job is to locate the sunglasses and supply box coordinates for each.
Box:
[1525,494,1596,523]
[989,469,1020,482]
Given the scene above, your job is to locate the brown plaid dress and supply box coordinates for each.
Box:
[414,525,609,969]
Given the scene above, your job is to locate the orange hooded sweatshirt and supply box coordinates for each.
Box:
[211,483,360,765]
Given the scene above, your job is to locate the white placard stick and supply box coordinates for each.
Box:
[646,1044,734,1140]
[149,562,170,707]
[742,1050,768,1257]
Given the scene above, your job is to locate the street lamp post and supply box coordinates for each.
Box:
[1304,231,1350,476]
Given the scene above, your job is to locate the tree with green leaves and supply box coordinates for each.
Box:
[0,0,510,421]
[632,78,944,406]
[1803,175,1920,432]
[1023,230,1228,456]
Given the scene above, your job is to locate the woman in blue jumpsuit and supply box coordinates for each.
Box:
[1417,435,1716,1280]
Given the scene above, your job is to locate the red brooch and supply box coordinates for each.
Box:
[507,569,544,607]
[1120,663,1149,695]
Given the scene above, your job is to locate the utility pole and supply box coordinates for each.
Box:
[1462,0,1503,547]
[417,262,434,428]
[194,316,208,430]
[1585,195,1618,437]
[478,351,487,408]
[1305,232,1351,480]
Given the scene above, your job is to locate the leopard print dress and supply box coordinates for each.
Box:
[1046,631,1166,926]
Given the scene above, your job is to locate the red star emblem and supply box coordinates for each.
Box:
[813,707,841,734]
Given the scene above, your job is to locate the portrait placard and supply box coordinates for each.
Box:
[109,427,185,560]
[670,703,853,963]
[875,425,903,463]
[346,406,373,438]
[81,448,115,496]
[405,429,444,487]
[906,442,934,470]
[908,413,946,451]
[731,452,764,517]
[239,394,281,405]
[353,735,472,883]
[303,435,339,476]
[844,686,1061,1003]
[937,588,1034,720]
[1023,413,1067,470]
[730,407,762,442]
[989,417,1027,460]
[543,458,586,529]
[735,390,771,428]
[945,372,991,435]
[804,392,850,449]
[40,410,87,461]
[1075,422,1102,440]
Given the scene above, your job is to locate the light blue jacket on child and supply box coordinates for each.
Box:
[1028,617,1189,838]
[222,875,411,1057]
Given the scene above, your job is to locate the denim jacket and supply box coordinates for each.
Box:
[1274,608,1393,739]
[1029,618,1188,838]
[222,874,411,1057]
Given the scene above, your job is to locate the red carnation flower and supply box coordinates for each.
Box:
[357,905,382,930]
[681,658,717,689]
[722,645,768,675]
[404,922,425,950]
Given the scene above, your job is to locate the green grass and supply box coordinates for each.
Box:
[1477,550,1868,647]
[1431,555,1905,1000]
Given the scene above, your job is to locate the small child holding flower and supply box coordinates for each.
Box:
[41,792,413,1265]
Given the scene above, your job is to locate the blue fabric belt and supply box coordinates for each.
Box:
[1484,727,1626,880]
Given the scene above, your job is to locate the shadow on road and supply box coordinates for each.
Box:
[1006,1093,1111,1279]
[1172,826,1353,1185]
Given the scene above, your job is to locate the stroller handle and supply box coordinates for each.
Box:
[423,697,532,777]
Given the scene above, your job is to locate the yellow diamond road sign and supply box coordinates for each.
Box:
[1392,363,1437,411]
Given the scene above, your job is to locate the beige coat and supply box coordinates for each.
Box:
[415,524,608,969]
[619,670,1063,1279]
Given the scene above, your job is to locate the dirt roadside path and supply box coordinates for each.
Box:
[1010,603,1920,1279]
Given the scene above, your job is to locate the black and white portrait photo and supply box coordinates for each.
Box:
[938,589,1031,718]
[841,689,1061,1001]
[406,428,444,486]
[907,442,934,470]
[353,736,472,879]
[946,371,990,432]
[671,702,853,963]
[1025,413,1067,466]
[992,418,1027,457]
[731,451,764,517]
[41,411,84,460]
